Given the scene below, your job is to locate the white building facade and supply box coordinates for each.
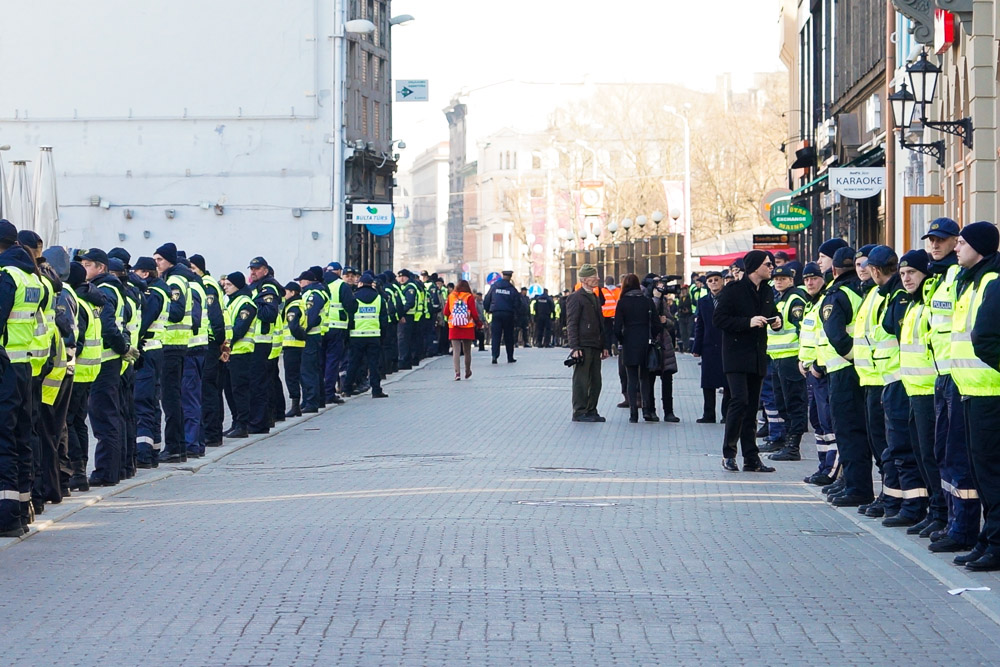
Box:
[0,0,362,278]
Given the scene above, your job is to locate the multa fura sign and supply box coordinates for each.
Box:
[769,200,813,232]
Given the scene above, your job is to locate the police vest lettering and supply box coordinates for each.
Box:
[74,303,103,383]
[352,297,381,337]
[925,264,960,374]
[0,266,43,364]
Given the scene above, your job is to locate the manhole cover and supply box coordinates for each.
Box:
[514,500,619,508]
[799,529,863,537]
[530,467,611,474]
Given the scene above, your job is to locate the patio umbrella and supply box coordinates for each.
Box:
[7,160,33,232]
[33,146,59,246]
[0,145,10,220]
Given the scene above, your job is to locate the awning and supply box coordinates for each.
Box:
[698,247,797,267]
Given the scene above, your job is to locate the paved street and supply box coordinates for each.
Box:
[3,349,1000,665]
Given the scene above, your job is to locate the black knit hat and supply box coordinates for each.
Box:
[155,242,178,265]
[960,221,1000,257]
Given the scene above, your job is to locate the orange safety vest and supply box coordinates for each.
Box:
[601,286,619,318]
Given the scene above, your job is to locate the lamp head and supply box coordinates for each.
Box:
[907,50,941,106]
[889,83,916,130]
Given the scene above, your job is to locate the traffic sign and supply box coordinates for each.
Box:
[461,271,470,280]
[395,79,428,102]
[486,272,501,285]
[527,284,543,297]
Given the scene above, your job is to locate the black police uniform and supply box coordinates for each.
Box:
[483,277,521,362]
[88,272,130,485]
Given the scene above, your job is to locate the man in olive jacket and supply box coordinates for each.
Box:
[713,250,781,473]
[567,264,610,422]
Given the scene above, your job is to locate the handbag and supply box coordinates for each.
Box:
[646,305,662,371]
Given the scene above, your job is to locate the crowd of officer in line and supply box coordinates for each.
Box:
[683,218,1000,572]
[0,218,466,538]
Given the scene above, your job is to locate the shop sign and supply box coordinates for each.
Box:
[769,200,813,232]
[829,167,886,199]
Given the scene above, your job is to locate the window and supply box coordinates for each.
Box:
[362,96,369,134]
[530,187,544,198]
[505,151,511,170]
[372,58,379,88]
[493,233,503,258]
[361,53,368,85]
[532,155,541,170]
[374,104,380,141]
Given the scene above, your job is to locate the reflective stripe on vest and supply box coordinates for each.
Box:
[250,284,280,344]
[201,275,224,343]
[797,298,823,366]
[303,286,329,336]
[0,266,43,364]
[851,287,884,386]
[227,294,255,355]
[871,288,904,384]
[817,284,863,373]
[926,264,960,374]
[188,281,209,347]
[601,287,619,318]
[74,304,103,383]
[767,290,805,359]
[29,275,56,376]
[950,274,1000,397]
[98,282,125,362]
[326,278,348,330]
[899,302,935,396]
[163,275,192,347]
[144,285,170,351]
[282,300,306,348]
[351,295,382,337]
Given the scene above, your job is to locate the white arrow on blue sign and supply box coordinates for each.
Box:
[395,79,428,102]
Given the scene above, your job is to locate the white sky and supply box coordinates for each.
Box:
[390,0,785,170]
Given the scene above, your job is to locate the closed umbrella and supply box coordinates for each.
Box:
[33,146,59,246]
[0,145,10,220]
[7,160,33,232]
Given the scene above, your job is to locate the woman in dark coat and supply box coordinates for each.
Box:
[614,274,662,423]
[650,287,680,422]
[692,271,729,423]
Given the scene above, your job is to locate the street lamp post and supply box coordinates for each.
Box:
[664,106,692,280]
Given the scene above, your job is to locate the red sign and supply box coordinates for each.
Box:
[935,9,955,54]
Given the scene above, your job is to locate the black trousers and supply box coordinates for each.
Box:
[269,357,284,422]
[347,337,383,395]
[66,381,91,478]
[202,343,224,444]
[120,365,137,479]
[283,347,303,401]
[702,386,730,421]
[398,320,415,368]
[228,354,252,430]
[535,318,552,347]
[829,367,873,499]
[772,356,808,437]
[161,347,186,456]
[36,375,71,502]
[135,348,163,463]
[490,312,516,361]
[966,397,1000,554]
[624,364,653,416]
[0,363,32,532]
[645,372,675,415]
[248,344,272,432]
[722,372,763,462]
[90,359,123,484]
[910,394,947,524]
[382,324,398,374]
[301,336,324,411]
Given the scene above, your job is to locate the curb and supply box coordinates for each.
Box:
[805,484,1000,627]
[0,356,439,554]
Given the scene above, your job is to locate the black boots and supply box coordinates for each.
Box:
[768,434,802,461]
[285,399,302,419]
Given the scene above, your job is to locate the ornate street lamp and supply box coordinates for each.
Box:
[890,82,944,167]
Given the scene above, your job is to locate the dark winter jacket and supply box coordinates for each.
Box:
[613,289,662,367]
[713,276,778,376]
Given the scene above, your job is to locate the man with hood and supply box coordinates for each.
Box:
[345,272,390,398]
[81,248,137,486]
[0,221,45,536]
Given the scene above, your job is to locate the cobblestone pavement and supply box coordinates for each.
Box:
[3,349,1000,665]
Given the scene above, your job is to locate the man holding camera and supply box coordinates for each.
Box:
[567,264,610,422]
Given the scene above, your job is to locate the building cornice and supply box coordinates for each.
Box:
[891,0,934,45]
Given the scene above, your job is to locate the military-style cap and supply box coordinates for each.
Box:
[864,245,897,269]
[502,270,514,276]
[108,247,131,265]
[284,281,301,293]
[922,218,960,240]
[327,261,342,271]
[17,230,42,248]
[79,247,109,266]
[343,266,359,275]
[0,219,17,244]
[108,258,126,273]
[832,246,856,269]
[773,265,796,279]
[248,256,268,269]
[705,271,723,279]
[855,244,878,260]
[801,262,823,279]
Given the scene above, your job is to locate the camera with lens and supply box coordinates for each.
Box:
[652,274,682,296]
[564,353,582,367]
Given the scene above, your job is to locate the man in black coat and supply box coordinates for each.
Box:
[713,251,780,473]
[692,272,729,422]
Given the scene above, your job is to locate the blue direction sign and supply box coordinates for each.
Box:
[486,272,501,285]
[527,284,543,297]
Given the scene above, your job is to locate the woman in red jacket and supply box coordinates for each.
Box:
[444,279,483,380]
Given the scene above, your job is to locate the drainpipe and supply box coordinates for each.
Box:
[885,2,896,246]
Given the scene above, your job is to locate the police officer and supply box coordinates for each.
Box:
[951,222,1000,570]
[797,262,836,485]
[765,265,808,462]
[82,248,137,484]
[132,256,168,467]
[819,245,872,507]
[67,262,100,489]
[814,238,848,496]
[396,270,419,369]
[108,255,141,478]
[189,254,229,448]
[247,257,282,432]
[923,218,981,553]
[866,245,927,527]
[281,282,306,417]
[0,220,44,536]
[222,272,256,438]
[897,249,948,536]
[379,271,402,374]
[298,267,328,413]
[411,270,429,364]
[484,270,521,364]
[154,243,192,463]
[531,289,555,347]
[345,271,390,398]
[322,262,355,401]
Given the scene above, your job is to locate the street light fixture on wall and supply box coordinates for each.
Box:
[890,50,974,167]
